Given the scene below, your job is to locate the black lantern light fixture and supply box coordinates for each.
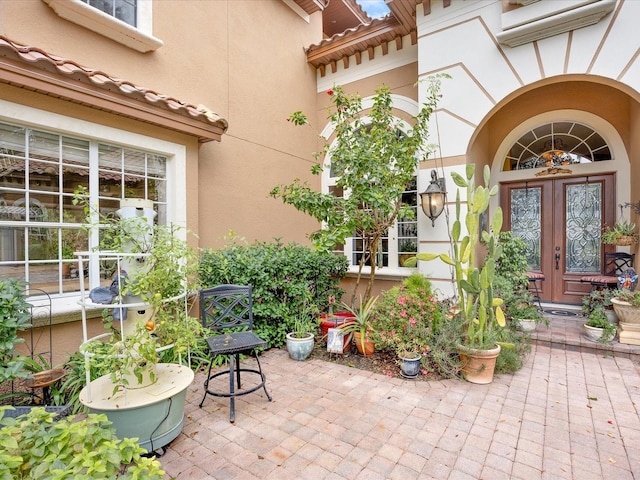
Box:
[420,169,447,227]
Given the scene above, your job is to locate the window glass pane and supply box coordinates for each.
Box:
[397,177,417,267]
[115,0,136,25]
[0,120,166,296]
[84,0,136,27]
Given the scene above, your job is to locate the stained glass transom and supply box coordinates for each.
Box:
[504,122,611,170]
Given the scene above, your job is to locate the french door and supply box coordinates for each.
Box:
[500,174,615,304]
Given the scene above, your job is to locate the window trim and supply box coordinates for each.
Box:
[42,0,163,53]
[0,99,186,312]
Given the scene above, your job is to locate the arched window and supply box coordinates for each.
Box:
[503,121,611,171]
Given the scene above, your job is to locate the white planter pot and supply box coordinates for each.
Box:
[517,318,537,332]
[583,323,605,342]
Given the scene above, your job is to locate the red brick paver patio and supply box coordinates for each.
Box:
[162,313,640,479]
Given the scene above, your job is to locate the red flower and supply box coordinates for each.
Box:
[327,89,334,96]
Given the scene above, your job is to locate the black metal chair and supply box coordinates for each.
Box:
[527,271,545,311]
[580,252,636,291]
[199,284,271,422]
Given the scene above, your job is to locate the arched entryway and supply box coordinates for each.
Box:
[471,79,640,305]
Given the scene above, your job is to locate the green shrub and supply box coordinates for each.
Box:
[198,239,348,347]
[370,273,441,357]
[0,280,32,384]
[0,407,164,479]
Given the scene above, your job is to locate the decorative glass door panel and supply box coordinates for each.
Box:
[501,175,614,304]
[565,183,601,273]
[510,187,541,271]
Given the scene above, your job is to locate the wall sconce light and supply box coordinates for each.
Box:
[420,169,447,227]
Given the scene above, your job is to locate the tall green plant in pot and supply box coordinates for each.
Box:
[416,164,509,384]
[270,76,446,305]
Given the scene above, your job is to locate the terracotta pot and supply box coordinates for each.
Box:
[457,344,501,384]
[353,332,374,356]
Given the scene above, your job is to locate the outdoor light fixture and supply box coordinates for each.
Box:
[420,169,447,227]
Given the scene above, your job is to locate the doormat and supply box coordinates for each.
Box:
[542,308,581,317]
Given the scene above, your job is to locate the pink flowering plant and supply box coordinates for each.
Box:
[370,274,442,359]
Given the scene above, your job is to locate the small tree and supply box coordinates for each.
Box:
[270,77,446,304]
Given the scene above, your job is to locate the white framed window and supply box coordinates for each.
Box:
[326,169,418,272]
[320,95,421,276]
[81,0,137,27]
[0,100,186,300]
[43,0,162,52]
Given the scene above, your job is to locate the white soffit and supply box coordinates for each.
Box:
[496,0,615,48]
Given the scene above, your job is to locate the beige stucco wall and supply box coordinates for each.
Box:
[0,0,324,249]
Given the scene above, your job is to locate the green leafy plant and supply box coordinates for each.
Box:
[338,295,379,355]
[290,296,319,339]
[601,219,638,245]
[582,288,618,316]
[0,407,164,479]
[416,164,507,350]
[0,280,32,384]
[614,289,640,307]
[198,237,348,347]
[81,320,159,396]
[73,188,202,393]
[493,231,546,328]
[271,76,447,304]
[370,273,440,359]
[585,310,617,343]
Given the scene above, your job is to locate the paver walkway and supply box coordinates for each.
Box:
[162,315,640,479]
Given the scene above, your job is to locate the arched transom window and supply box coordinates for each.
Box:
[503,121,611,171]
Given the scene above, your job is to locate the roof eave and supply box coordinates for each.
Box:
[0,36,227,143]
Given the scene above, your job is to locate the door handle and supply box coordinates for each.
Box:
[555,246,561,270]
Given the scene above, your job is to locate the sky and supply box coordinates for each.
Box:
[356,0,390,19]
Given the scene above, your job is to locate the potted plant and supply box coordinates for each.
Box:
[416,164,510,384]
[74,194,199,451]
[338,295,379,356]
[583,310,617,343]
[318,295,355,353]
[271,76,446,305]
[610,289,640,345]
[286,299,318,361]
[396,346,423,379]
[582,289,618,324]
[601,219,638,246]
[492,232,548,333]
[611,290,640,322]
[370,273,440,378]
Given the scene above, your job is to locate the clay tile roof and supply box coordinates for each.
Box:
[305,0,444,76]
[0,35,228,142]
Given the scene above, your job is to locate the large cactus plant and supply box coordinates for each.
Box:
[417,164,507,349]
